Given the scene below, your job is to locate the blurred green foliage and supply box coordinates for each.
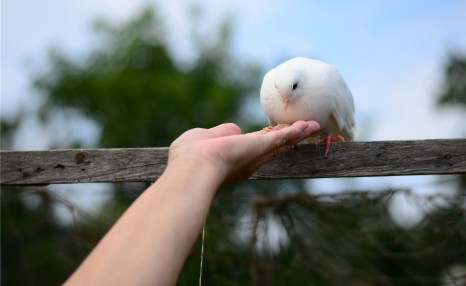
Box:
[33,9,259,148]
[2,7,466,286]
[1,119,18,149]
[437,54,466,190]
[2,189,105,285]
[437,54,466,107]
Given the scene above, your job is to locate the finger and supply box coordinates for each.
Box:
[222,121,319,168]
[251,121,319,163]
[242,121,319,155]
[269,124,291,131]
[266,121,320,149]
[257,125,289,135]
[209,123,242,137]
[270,144,294,158]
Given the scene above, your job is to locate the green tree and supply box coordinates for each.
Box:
[34,9,258,149]
[437,54,466,107]
[437,53,466,189]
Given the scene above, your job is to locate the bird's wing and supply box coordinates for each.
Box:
[329,69,356,139]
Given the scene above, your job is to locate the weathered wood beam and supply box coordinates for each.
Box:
[1,139,465,186]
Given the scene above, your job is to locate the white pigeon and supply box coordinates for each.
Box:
[260,57,355,156]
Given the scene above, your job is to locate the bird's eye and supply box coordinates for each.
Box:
[292,83,298,90]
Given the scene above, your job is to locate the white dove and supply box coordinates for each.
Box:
[260,57,355,156]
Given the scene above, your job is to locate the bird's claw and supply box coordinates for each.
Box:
[316,135,345,157]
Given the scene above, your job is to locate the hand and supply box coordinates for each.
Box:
[168,120,320,183]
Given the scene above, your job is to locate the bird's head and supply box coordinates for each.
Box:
[274,73,303,111]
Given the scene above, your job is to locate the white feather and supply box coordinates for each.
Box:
[260,57,355,140]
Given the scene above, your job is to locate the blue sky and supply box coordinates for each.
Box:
[2,0,466,226]
[225,1,466,140]
[3,0,465,143]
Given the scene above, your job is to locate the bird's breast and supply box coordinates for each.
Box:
[262,93,329,126]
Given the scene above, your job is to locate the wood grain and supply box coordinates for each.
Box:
[1,139,465,186]
[1,148,168,185]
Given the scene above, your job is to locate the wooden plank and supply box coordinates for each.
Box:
[0,148,169,185]
[1,139,465,186]
[253,139,466,179]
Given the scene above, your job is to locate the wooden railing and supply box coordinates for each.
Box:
[1,139,465,186]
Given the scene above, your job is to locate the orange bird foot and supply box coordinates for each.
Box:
[316,135,345,157]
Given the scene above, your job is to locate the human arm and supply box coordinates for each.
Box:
[64,120,320,285]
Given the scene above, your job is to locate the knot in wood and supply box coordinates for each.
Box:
[75,152,87,164]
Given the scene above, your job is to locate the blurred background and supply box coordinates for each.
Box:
[2,1,466,285]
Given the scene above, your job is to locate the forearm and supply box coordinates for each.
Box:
[65,159,223,286]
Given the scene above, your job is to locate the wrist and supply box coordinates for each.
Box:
[169,148,229,181]
[160,155,226,196]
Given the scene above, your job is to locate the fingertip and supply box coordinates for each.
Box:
[210,123,242,136]
[223,123,242,133]
[304,121,320,135]
[290,120,320,135]
[288,120,305,131]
